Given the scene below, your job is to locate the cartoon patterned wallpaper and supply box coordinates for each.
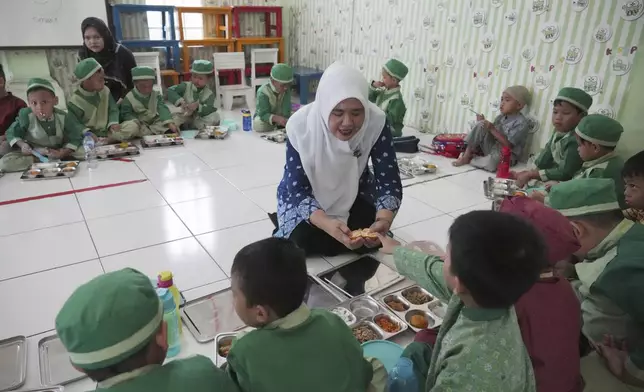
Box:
[288,0,644,153]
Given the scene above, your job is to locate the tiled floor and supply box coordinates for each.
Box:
[0,110,498,391]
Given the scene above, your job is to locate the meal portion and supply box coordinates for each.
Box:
[218,340,232,357]
[410,314,429,329]
[384,296,409,312]
[402,289,432,305]
[374,315,401,333]
[352,324,380,343]
[349,229,379,240]
[330,307,356,325]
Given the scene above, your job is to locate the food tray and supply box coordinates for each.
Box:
[180,288,246,343]
[95,142,140,159]
[261,130,287,144]
[330,294,407,343]
[141,134,184,148]
[38,335,87,386]
[483,177,527,200]
[380,285,447,332]
[369,164,414,181]
[214,332,237,367]
[398,156,437,177]
[304,274,345,309]
[0,335,26,391]
[317,255,404,298]
[20,161,79,181]
[196,126,229,140]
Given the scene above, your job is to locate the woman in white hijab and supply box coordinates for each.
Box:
[271,62,403,257]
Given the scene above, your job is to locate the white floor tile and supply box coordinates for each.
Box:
[217,160,284,191]
[0,222,97,282]
[306,257,333,275]
[70,160,146,189]
[405,178,490,213]
[392,195,443,229]
[152,170,235,204]
[196,219,275,275]
[76,181,166,220]
[449,202,493,218]
[0,195,84,237]
[393,214,456,250]
[0,173,72,203]
[101,238,226,291]
[0,260,103,340]
[445,169,494,192]
[87,206,191,257]
[172,193,267,235]
[181,279,231,302]
[135,153,211,181]
[243,184,278,213]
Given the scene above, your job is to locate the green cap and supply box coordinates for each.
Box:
[575,114,623,147]
[191,60,214,75]
[383,59,408,81]
[545,178,620,217]
[555,87,593,112]
[504,85,532,107]
[270,63,294,84]
[74,58,102,83]
[55,268,163,370]
[27,78,56,95]
[131,66,156,81]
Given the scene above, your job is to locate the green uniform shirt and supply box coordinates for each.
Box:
[573,152,625,208]
[6,107,84,150]
[254,83,292,125]
[393,247,537,392]
[166,82,217,118]
[226,305,374,392]
[120,88,173,125]
[95,355,240,392]
[68,86,120,137]
[534,131,583,181]
[368,86,406,137]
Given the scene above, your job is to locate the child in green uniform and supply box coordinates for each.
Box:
[622,151,644,223]
[167,60,219,130]
[227,238,387,392]
[68,58,122,143]
[514,87,592,187]
[369,59,407,137]
[0,78,85,172]
[120,66,178,138]
[55,268,240,392]
[377,211,544,391]
[253,63,293,132]
[545,179,644,389]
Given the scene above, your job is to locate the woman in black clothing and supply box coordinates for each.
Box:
[79,17,137,102]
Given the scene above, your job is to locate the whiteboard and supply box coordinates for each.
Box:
[0,0,108,48]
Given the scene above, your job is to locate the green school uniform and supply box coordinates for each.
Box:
[67,86,120,138]
[573,152,625,208]
[226,304,377,392]
[0,108,86,172]
[253,82,292,132]
[167,81,219,129]
[393,247,537,392]
[368,86,406,137]
[120,88,174,138]
[534,131,583,182]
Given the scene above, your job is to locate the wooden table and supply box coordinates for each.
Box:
[177,6,233,39]
[231,5,282,38]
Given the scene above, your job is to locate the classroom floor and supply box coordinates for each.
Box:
[0,109,501,391]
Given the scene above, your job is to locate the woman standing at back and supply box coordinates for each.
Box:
[79,17,137,102]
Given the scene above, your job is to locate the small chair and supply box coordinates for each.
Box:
[250,48,278,89]
[133,52,163,93]
[213,52,255,111]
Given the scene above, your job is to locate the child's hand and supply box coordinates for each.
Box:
[273,116,287,127]
[109,124,121,133]
[168,123,178,133]
[407,241,446,258]
[372,81,385,88]
[515,170,535,188]
[529,190,547,203]
[20,143,33,156]
[544,181,559,191]
[376,233,401,255]
[476,114,485,122]
[187,102,199,112]
[482,120,493,129]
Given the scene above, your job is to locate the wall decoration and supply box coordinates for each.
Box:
[611,55,632,76]
[594,24,613,43]
[489,99,501,112]
[437,1,446,11]
[480,33,496,52]
[540,22,561,43]
[414,87,425,101]
[582,74,603,95]
[426,73,437,87]
[525,116,541,134]
[521,45,536,61]
[564,44,583,64]
[447,14,457,26]
[500,54,513,71]
[571,0,589,12]
[534,72,551,90]
[593,104,616,118]
[620,0,644,21]
[477,77,490,94]
[445,55,455,68]
[430,36,441,51]
[466,56,477,68]
[436,91,446,103]
[460,93,472,107]
[491,0,504,8]
[472,9,487,28]
[532,0,549,14]
[504,10,518,26]
[422,16,432,29]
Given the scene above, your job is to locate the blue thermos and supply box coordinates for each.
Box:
[242,109,252,132]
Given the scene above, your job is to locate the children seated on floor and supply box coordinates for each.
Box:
[0,64,27,156]
[623,151,644,223]
[120,66,178,138]
[377,210,546,391]
[167,60,219,130]
[68,58,122,143]
[0,78,85,172]
[545,178,644,389]
[253,63,293,132]
[452,85,531,172]
[513,87,592,187]
[369,59,407,137]
[226,237,387,392]
[55,268,240,392]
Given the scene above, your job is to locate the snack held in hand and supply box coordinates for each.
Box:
[349,228,379,240]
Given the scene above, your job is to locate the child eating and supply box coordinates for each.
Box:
[623,151,644,223]
[167,60,219,130]
[369,59,408,137]
[253,63,293,132]
[452,85,531,172]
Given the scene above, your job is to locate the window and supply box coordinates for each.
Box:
[145,0,204,40]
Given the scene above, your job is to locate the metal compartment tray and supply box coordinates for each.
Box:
[38,334,87,386]
[20,161,79,181]
[181,288,246,343]
[14,388,64,392]
[196,126,229,140]
[141,134,184,148]
[380,285,447,332]
[483,177,526,200]
[331,294,408,343]
[398,156,437,177]
[0,335,27,391]
[95,142,140,159]
[260,130,287,144]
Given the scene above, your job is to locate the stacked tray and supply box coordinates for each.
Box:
[95,142,140,159]
[261,130,287,144]
[141,134,184,148]
[330,294,408,343]
[0,335,26,391]
[483,177,527,200]
[21,161,79,181]
[213,326,255,367]
[197,126,229,140]
[180,288,246,343]
[38,335,87,386]
[381,285,448,332]
[398,157,437,177]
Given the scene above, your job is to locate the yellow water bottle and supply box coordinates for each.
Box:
[158,271,182,334]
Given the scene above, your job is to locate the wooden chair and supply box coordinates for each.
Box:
[213,52,255,111]
[250,48,278,89]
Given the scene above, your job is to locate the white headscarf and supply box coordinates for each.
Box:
[286,62,387,221]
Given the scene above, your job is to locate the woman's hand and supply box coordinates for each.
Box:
[311,211,364,250]
[364,217,392,248]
